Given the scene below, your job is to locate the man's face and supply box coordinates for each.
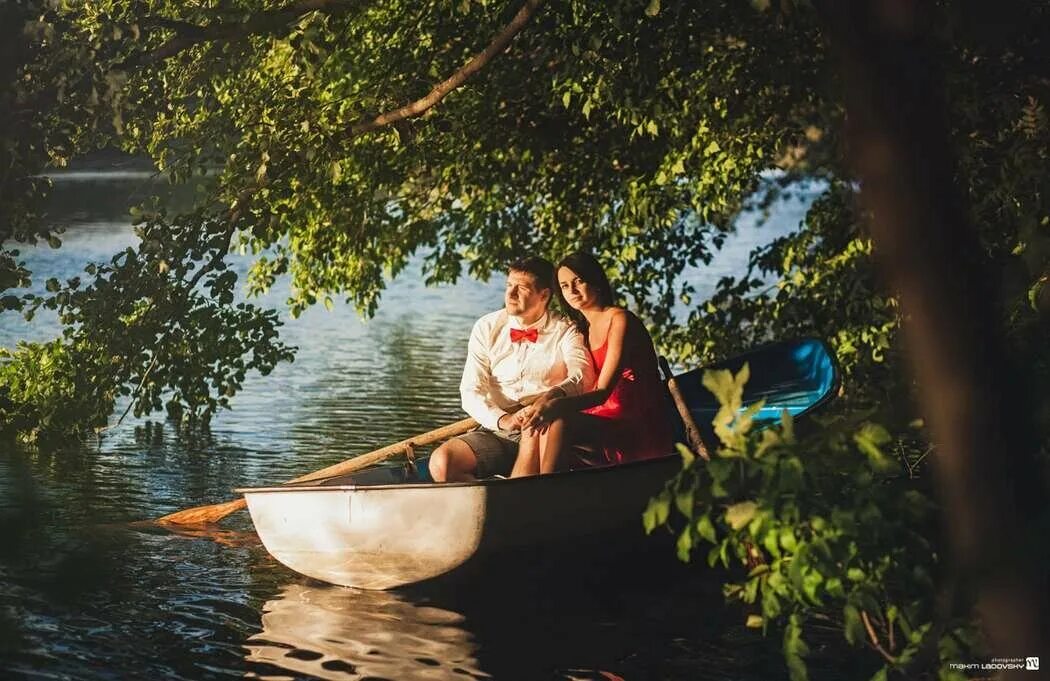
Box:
[504,269,550,319]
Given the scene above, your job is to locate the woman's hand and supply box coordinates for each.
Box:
[520,394,562,433]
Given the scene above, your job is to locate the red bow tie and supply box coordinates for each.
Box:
[510,327,539,343]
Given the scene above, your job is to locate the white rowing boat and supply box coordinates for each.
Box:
[238,338,839,589]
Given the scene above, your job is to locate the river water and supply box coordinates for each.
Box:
[0,169,837,680]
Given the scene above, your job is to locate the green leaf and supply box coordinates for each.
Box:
[780,409,795,442]
[854,422,897,473]
[802,569,823,604]
[726,501,758,530]
[676,527,693,561]
[825,576,845,598]
[1028,276,1047,311]
[674,486,694,517]
[746,614,763,628]
[643,491,671,533]
[677,442,695,468]
[696,514,717,543]
[843,604,864,646]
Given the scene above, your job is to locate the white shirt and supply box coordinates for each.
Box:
[460,309,595,430]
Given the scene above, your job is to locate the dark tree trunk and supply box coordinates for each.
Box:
[815,0,1049,674]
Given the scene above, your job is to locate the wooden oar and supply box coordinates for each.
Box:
[659,356,711,461]
[156,416,479,525]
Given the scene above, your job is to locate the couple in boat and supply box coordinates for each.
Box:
[429,252,675,482]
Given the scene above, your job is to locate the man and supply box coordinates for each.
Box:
[429,256,594,482]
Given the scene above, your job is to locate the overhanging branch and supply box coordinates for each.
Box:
[348,0,544,138]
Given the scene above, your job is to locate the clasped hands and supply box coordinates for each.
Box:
[498,391,563,434]
[522,389,566,434]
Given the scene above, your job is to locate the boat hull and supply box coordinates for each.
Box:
[242,455,680,589]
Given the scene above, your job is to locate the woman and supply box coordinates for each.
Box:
[509,251,674,477]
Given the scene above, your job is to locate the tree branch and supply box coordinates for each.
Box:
[126,0,361,68]
[348,0,544,138]
[860,610,897,665]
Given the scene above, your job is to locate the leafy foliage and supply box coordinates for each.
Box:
[0,200,295,443]
[645,365,979,680]
[2,0,841,439]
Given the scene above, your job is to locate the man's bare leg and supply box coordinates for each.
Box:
[510,430,540,478]
[429,439,479,482]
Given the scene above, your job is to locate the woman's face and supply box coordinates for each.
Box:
[558,266,599,311]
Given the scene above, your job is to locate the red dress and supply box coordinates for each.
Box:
[582,327,675,463]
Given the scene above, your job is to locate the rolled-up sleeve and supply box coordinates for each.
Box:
[460,319,506,431]
[554,326,595,397]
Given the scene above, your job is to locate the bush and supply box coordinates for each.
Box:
[645,364,980,680]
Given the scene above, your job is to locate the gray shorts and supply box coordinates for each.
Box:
[456,428,522,478]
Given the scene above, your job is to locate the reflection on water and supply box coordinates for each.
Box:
[0,168,828,679]
[243,560,793,681]
[246,583,485,680]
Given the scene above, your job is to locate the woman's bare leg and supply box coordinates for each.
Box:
[510,429,540,478]
[538,418,568,474]
[538,413,614,473]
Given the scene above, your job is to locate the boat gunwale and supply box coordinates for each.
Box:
[235,453,680,494]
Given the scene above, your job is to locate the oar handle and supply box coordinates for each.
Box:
[286,395,541,485]
[286,416,479,485]
[659,356,710,461]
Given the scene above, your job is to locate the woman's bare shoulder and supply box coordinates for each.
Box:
[612,308,653,344]
[604,307,632,341]
[606,307,630,328]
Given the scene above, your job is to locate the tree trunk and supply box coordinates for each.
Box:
[816,0,1049,673]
